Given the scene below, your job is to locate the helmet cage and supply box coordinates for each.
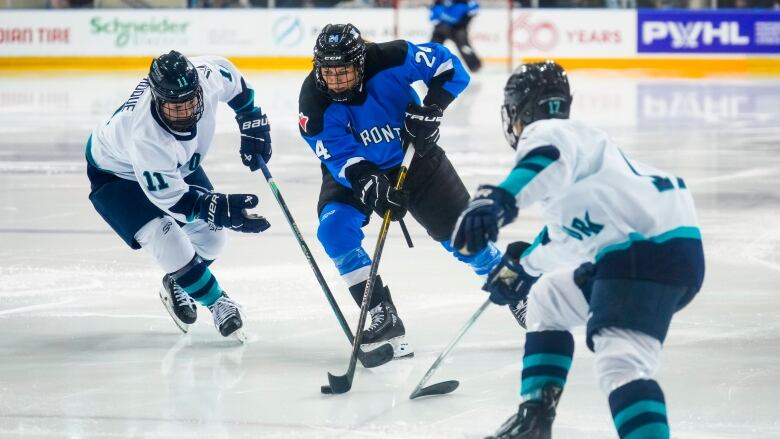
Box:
[313,24,366,102]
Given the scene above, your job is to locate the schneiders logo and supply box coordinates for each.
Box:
[643,20,749,48]
[90,16,189,48]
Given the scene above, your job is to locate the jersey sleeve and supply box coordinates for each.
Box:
[196,56,256,113]
[519,226,584,276]
[300,105,367,187]
[127,135,203,224]
[497,124,575,210]
[403,41,470,110]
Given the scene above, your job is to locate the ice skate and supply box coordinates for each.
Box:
[486,384,562,439]
[208,293,246,342]
[159,274,197,334]
[360,300,413,360]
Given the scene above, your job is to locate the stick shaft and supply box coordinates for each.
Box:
[341,145,417,383]
[410,298,491,396]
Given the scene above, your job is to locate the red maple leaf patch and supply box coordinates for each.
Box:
[298,112,309,132]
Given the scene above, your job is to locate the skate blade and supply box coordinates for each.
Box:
[229,328,247,344]
[361,335,414,360]
[158,288,190,334]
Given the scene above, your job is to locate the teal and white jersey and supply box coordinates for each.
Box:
[87,56,256,223]
[499,118,701,282]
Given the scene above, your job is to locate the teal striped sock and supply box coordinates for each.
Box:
[609,379,670,439]
[520,330,574,401]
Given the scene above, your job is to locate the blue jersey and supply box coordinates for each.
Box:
[298,40,469,188]
[430,0,479,26]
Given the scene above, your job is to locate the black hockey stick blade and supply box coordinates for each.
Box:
[323,371,353,394]
[409,380,460,399]
[358,343,395,368]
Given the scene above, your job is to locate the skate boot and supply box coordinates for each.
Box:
[208,293,245,342]
[486,384,563,439]
[159,274,197,333]
[360,296,413,359]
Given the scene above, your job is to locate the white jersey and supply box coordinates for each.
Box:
[499,119,701,277]
[87,56,255,223]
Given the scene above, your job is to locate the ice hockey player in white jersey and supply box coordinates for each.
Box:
[450,61,705,439]
[86,50,273,340]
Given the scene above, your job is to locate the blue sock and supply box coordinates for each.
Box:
[441,240,502,276]
[520,330,574,401]
[609,379,670,439]
[175,261,223,307]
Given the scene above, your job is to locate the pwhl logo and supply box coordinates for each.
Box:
[90,16,189,48]
[643,20,749,49]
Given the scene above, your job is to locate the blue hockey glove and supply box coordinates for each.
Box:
[451,185,519,255]
[402,103,442,157]
[236,107,271,171]
[196,192,270,233]
[483,241,539,306]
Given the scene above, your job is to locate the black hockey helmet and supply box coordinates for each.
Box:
[502,60,572,149]
[148,50,204,132]
[313,23,366,102]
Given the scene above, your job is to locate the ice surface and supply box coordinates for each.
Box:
[1,70,779,438]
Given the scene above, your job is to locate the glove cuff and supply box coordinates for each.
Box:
[477,184,519,226]
[344,160,383,187]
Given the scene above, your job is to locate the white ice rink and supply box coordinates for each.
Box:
[1,69,779,438]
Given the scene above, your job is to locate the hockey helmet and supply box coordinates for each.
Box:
[148,50,204,132]
[502,61,572,149]
[313,23,367,102]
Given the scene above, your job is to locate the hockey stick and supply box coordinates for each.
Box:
[409,298,491,399]
[321,144,417,395]
[255,158,387,368]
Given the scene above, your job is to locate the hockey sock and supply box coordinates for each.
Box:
[521,330,575,402]
[441,240,502,276]
[333,247,372,287]
[608,379,669,439]
[348,275,389,309]
[171,256,223,307]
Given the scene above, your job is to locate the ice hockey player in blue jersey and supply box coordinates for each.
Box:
[430,0,482,72]
[450,61,705,438]
[86,50,273,340]
[298,24,503,363]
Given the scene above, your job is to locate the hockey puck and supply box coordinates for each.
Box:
[320,385,333,394]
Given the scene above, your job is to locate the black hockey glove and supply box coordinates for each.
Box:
[483,241,539,306]
[402,103,442,157]
[353,173,408,221]
[196,192,270,233]
[236,107,272,171]
[451,185,519,255]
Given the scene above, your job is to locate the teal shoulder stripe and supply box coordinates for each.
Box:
[596,226,702,261]
[613,400,667,430]
[519,155,555,169]
[498,168,537,196]
[85,134,115,174]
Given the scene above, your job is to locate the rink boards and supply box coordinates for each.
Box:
[0,8,779,75]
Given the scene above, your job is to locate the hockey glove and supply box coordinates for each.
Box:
[402,103,442,157]
[483,241,539,306]
[353,173,408,221]
[451,185,519,256]
[236,107,272,171]
[196,192,270,233]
